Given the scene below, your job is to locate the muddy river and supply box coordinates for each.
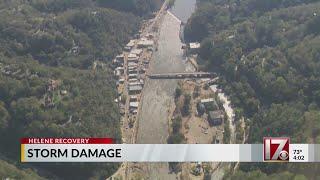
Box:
[135,0,196,179]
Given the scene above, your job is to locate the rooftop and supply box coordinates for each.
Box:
[126,40,136,47]
[208,110,224,119]
[130,95,138,99]
[128,53,137,58]
[138,39,154,47]
[131,49,143,55]
[129,102,139,108]
[129,85,143,91]
[129,78,138,82]
[201,98,214,103]
[189,42,201,49]
[129,82,142,86]
[128,62,138,67]
[116,54,124,59]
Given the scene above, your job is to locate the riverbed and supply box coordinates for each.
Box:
[135,0,196,179]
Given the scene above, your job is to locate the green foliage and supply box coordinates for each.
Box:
[0,101,9,131]
[224,170,308,180]
[185,0,320,178]
[168,0,176,8]
[168,116,184,144]
[205,101,218,112]
[0,1,141,68]
[181,94,191,116]
[175,86,182,99]
[167,133,185,144]
[96,0,163,16]
[0,159,44,180]
[223,113,230,143]
[0,0,161,179]
[172,116,182,133]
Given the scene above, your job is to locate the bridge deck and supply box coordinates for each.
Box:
[147,72,216,79]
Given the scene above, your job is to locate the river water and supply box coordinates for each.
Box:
[170,0,197,23]
[134,0,197,179]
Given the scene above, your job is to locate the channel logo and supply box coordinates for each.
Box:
[263,137,290,162]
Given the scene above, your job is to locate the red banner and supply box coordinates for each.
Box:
[21,138,114,144]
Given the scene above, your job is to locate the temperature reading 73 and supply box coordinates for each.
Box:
[293,149,303,155]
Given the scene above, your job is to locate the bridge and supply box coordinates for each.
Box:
[147,72,217,79]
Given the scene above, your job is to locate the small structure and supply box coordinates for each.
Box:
[129,81,143,87]
[129,102,139,109]
[128,74,138,79]
[115,67,124,74]
[201,98,218,111]
[114,69,122,76]
[137,38,154,48]
[129,78,138,82]
[60,90,68,95]
[208,110,224,126]
[190,42,200,49]
[200,98,214,104]
[128,53,139,63]
[145,33,154,39]
[132,109,138,114]
[114,54,124,66]
[129,102,139,114]
[187,42,200,54]
[116,54,124,61]
[71,46,79,54]
[128,69,138,74]
[125,40,135,51]
[48,79,60,91]
[128,62,138,68]
[118,78,125,84]
[227,35,235,39]
[128,85,143,94]
[140,68,146,73]
[128,53,138,59]
[131,49,143,56]
[130,95,138,102]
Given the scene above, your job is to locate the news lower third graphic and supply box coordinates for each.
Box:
[20,138,319,162]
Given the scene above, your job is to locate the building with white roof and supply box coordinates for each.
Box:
[137,38,154,48]
[131,49,143,56]
[125,40,135,51]
[129,102,139,109]
[189,42,201,49]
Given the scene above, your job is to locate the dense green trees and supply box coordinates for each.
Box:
[185,0,320,178]
[0,101,9,131]
[168,116,184,144]
[96,0,163,16]
[224,170,308,180]
[0,160,44,180]
[0,1,141,68]
[0,0,161,179]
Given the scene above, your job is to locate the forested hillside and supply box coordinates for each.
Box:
[185,0,320,179]
[0,0,161,179]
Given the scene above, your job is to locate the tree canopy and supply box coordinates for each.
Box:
[185,0,320,179]
[0,0,161,179]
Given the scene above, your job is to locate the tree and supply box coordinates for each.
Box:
[175,86,182,99]
[181,94,191,116]
[0,101,9,131]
